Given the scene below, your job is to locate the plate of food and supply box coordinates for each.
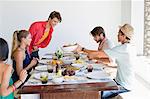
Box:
[35,65,47,71]
[72,59,85,64]
[63,76,87,82]
[33,72,53,80]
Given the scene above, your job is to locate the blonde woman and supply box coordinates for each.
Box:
[0,38,27,99]
[11,30,38,83]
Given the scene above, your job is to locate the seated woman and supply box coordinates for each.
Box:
[0,38,27,99]
[11,30,38,83]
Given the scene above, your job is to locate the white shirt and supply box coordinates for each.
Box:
[104,43,136,90]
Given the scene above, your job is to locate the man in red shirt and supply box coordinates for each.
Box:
[29,11,62,58]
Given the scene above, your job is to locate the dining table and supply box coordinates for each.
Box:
[18,52,118,99]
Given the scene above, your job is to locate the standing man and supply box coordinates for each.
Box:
[29,11,62,58]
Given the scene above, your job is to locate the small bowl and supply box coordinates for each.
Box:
[62,57,76,64]
[79,53,87,59]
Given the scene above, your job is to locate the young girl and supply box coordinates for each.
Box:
[11,30,38,83]
[0,38,27,99]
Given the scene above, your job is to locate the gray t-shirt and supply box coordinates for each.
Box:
[98,39,114,50]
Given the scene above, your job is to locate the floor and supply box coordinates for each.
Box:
[135,56,150,88]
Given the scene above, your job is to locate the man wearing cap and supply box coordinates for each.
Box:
[87,24,136,98]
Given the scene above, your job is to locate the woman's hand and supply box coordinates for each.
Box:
[25,58,38,71]
[19,69,28,83]
[31,57,38,65]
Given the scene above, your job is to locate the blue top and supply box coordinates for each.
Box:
[12,51,32,82]
[0,78,14,99]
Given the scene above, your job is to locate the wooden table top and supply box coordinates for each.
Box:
[19,81,118,94]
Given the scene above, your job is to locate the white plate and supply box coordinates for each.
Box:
[86,71,109,80]
[33,72,53,80]
[62,57,76,64]
[90,64,103,70]
[63,76,87,83]
[71,63,84,68]
[38,60,50,64]
[63,52,74,56]
[52,77,64,83]
[44,53,54,56]
[41,55,53,59]
[35,65,47,71]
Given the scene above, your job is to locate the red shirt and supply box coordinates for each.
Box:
[29,21,53,53]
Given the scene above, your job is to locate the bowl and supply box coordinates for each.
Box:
[62,57,76,64]
[79,53,87,59]
[52,77,64,83]
[61,44,78,52]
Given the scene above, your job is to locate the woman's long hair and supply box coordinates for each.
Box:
[0,38,9,61]
[11,30,29,59]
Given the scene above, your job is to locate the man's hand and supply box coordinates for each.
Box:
[73,44,83,53]
[87,52,97,60]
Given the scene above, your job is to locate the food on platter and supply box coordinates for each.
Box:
[62,69,75,76]
[73,59,84,64]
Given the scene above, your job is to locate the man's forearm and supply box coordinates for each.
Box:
[83,49,98,54]
[88,51,108,59]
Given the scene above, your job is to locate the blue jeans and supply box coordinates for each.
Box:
[101,81,130,99]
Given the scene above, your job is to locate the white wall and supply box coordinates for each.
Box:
[121,0,144,55]
[131,0,144,55]
[0,0,122,61]
[0,2,2,37]
[121,0,131,24]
